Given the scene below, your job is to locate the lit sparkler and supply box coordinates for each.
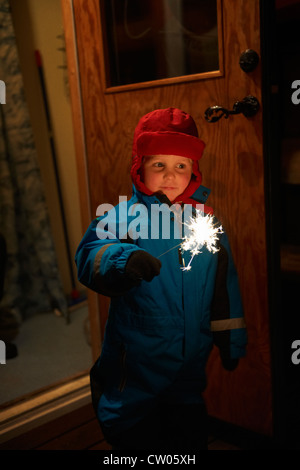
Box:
[180,211,223,271]
[158,210,223,271]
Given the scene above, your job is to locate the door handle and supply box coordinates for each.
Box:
[204,95,260,123]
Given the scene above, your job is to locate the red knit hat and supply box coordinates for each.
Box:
[131,107,205,202]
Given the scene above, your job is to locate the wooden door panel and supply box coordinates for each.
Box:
[66,0,272,436]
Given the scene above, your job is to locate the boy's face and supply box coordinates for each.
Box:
[141,155,193,202]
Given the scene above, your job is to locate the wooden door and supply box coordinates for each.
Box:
[62,0,272,436]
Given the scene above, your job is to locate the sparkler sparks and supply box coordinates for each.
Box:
[180,210,223,271]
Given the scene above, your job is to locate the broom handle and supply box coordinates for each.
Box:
[35,50,77,292]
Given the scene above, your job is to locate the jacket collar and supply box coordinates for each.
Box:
[132,184,213,214]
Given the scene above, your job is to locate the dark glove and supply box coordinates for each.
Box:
[125,250,161,283]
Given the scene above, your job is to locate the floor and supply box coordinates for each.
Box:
[0,301,92,405]
[1,396,285,451]
[0,402,241,451]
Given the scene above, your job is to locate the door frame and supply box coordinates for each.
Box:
[260,0,288,445]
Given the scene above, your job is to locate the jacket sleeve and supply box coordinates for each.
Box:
[210,231,247,370]
[75,215,142,297]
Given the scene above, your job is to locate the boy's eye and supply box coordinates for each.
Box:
[177,163,186,169]
[153,162,164,167]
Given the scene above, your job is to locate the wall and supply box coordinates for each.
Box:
[9,0,83,296]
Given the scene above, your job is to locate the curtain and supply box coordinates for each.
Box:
[0,0,68,322]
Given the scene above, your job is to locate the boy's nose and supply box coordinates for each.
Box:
[164,169,175,179]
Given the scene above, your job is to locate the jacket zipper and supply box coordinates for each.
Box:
[178,248,186,356]
[118,344,127,393]
[178,248,185,306]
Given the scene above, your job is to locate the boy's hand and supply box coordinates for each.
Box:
[125,251,161,283]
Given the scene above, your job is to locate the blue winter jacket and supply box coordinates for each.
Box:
[75,185,247,441]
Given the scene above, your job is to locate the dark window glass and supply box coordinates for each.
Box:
[101,0,219,87]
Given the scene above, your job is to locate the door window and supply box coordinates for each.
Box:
[100,0,222,90]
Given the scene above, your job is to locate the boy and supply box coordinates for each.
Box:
[75,107,247,450]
